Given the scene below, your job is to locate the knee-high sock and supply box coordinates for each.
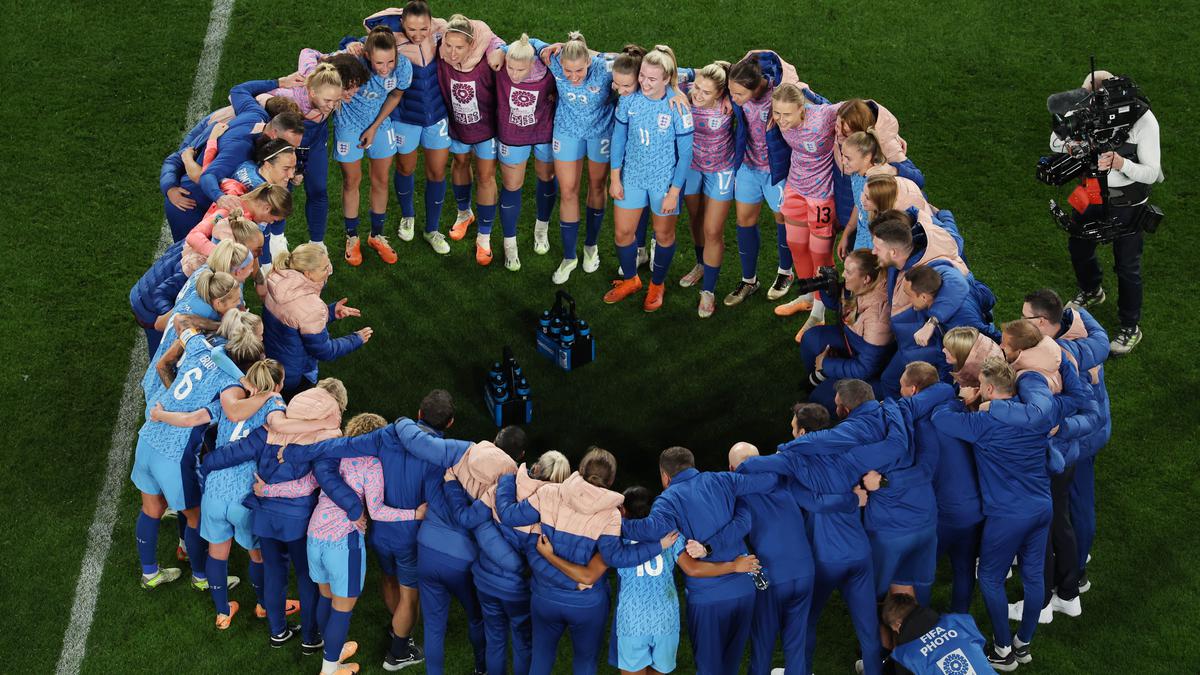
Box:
[617,243,638,280]
[559,220,580,260]
[702,264,720,293]
[207,556,230,615]
[786,224,813,278]
[810,234,834,269]
[248,558,266,608]
[776,222,793,272]
[424,179,447,233]
[136,512,161,575]
[344,216,360,237]
[452,182,472,212]
[535,178,558,222]
[370,211,387,237]
[584,207,604,247]
[636,209,650,247]
[694,245,705,266]
[394,172,415,218]
[316,594,333,636]
[183,524,208,579]
[322,608,353,664]
[476,203,497,235]
[736,226,761,281]
[499,188,522,238]
[651,239,676,285]
[177,515,187,541]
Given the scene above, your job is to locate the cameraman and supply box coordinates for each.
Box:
[799,249,894,414]
[1053,70,1163,355]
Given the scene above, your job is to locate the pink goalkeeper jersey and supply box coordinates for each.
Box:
[741,88,775,171]
[781,102,840,198]
[689,99,735,173]
[307,456,416,542]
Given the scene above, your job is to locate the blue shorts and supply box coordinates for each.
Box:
[200,494,257,551]
[334,118,395,162]
[552,135,611,163]
[373,537,419,588]
[308,533,366,598]
[616,184,679,217]
[615,633,680,672]
[130,434,202,511]
[498,141,553,166]
[734,165,783,212]
[683,168,735,201]
[393,118,451,153]
[869,527,938,593]
[450,136,498,160]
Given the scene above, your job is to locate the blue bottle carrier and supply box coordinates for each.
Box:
[484,346,533,427]
[535,290,596,371]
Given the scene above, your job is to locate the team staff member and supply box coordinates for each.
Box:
[605,45,694,312]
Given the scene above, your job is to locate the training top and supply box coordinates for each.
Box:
[740,87,775,171]
[307,456,417,542]
[615,537,685,637]
[779,102,840,198]
[612,90,695,192]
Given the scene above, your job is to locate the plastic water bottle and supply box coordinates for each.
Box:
[516,377,531,399]
[561,325,575,349]
[549,318,562,340]
[576,320,590,338]
[750,567,770,591]
[539,310,551,335]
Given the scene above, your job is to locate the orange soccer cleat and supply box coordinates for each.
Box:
[367,235,398,264]
[774,295,813,317]
[476,241,493,266]
[215,601,239,630]
[643,282,666,313]
[449,211,475,241]
[603,276,643,304]
[345,236,363,266]
[255,598,301,619]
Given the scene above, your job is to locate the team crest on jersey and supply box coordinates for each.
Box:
[509,88,539,127]
[337,141,350,156]
[707,117,723,129]
[935,648,976,675]
[760,110,770,122]
[384,77,397,90]
[803,141,817,153]
[451,81,481,124]
[587,85,600,94]
[657,113,672,129]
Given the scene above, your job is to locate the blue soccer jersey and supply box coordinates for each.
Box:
[141,271,222,408]
[336,59,413,132]
[230,161,267,191]
[140,332,241,461]
[549,53,615,140]
[204,395,287,502]
[614,91,694,192]
[614,538,683,636]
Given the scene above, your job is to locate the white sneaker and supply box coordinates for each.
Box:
[679,263,704,288]
[308,240,327,255]
[855,659,865,675]
[423,230,450,255]
[770,669,785,675]
[1050,593,1081,617]
[1008,600,1054,624]
[552,258,578,285]
[398,216,415,242]
[533,220,550,255]
[641,240,655,268]
[582,245,600,273]
[503,238,521,272]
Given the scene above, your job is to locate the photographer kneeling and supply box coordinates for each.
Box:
[1052,70,1162,355]
[799,249,894,414]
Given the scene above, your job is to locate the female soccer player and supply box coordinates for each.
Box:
[337,26,413,268]
[725,50,802,307]
[494,34,557,271]
[496,447,676,675]
[678,61,736,318]
[831,98,925,230]
[605,45,694,312]
[262,243,372,398]
[131,306,262,591]
[437,14,504,264]
[836,130,898,259]
[213,142,299,263]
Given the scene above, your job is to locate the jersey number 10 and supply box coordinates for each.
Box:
[634,554,665,577]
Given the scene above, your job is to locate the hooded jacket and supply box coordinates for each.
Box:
[130,239,188,327]
[262,268,364,389]
[817,281,894,382]
[1056,308,1111,460]
[952,332,1004,390]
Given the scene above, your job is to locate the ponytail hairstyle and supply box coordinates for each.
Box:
[272,241,328,273]
[305,62,343,94]
[244,358,285,394]
[268,111,305,136]
[316,378,349,412]
[532,450,571,484]
[345,412,388,437]
[195,269,239,305]
[243,182,293,218]
[942,326,981,372]
[864,174,899,213]
[325,53,369,90]
[218,309,265,369]
[253,137,296,166]
[365,24,398,54]
[771,82,805,106]
[263,96,301,117]
[729,57,766,94]
[837,99,877,134]
[560,31,590,63]
[206,240,251,275]
[611,44,647,78]
[227,217,261,248]
[844,130,888,166]
[402,0,431,20]
[445,14,475,41]
[846,249,883,288]
[506,33,535,62]
[579,446,617,488]
[696,60,732,94]
[642,44,678,88]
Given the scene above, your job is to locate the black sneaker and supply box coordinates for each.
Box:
[766,271,794,300]
[987,644,1018,672]
[1067,287,1106,310]
[1013,642,1032,664]
[269,623,301,648]
[300,635,324,656]
[723,279,761,306]
[1109,325,1142,355]
[383,645,425,671]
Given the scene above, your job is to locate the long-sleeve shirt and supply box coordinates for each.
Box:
[1051,109,1162,187]
[305,456,417,542]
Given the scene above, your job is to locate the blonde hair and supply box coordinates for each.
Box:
[445,14,475,41]
[507,33,535,62]
[316,378,349,412]
[942,326,980,371]
[533,450,571,484]
[696,60,731,93]
[195,269,239,305]
[1002,319,1043,351]
[771,82,806,106]
[864,174,899,212]
[227,217,261,248]
[243,183,293,218]
[207,240,251,275]
[273,242,329,274]
[844,130,888,165]
[306,62,342,94]
[579,446,617,488]
[561,31,589,63]
[244,359,284,394]
[217,309,264,363]
[346,412,388,437]
[642,44,678,88]
[979,356,1016,394]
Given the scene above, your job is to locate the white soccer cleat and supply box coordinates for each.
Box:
[398,216,415,242]
[679,263,704,288]
[503,239,521,272]
[552,258,578,285]
[582,245,600,273]
[533,220,550,255]
[1050,592,1081,617]
[698,291,716,319]
[423,231,450,255]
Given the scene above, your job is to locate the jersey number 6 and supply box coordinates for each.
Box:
[172,367,204,401]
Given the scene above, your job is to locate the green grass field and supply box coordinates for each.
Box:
[4,0,1199,672]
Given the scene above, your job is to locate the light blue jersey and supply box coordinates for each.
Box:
[141,270,221,410]
[548,53,615,140]
[204,394,286,502]
[336,59,413,133]
[139,332,241,461]
[614,92,694,192]
[615,538,683,636]
[231,161,267,191]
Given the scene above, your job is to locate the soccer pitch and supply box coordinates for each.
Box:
[3,0,1198,672]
